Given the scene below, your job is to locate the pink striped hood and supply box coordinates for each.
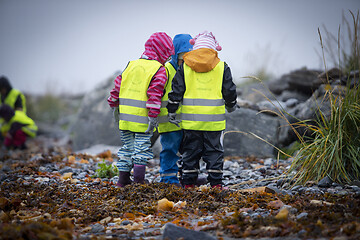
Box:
[141,32,174,65]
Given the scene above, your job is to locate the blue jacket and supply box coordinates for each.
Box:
[169,34,193,70]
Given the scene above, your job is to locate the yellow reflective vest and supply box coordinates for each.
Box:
[181,61,226,131]
[118,59,162,133]
[0,89,27,113]
[1,111,37,138]
[157,63,182,133]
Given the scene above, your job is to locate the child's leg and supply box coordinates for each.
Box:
[4,135,14,148]
[117,130,135,171]
[132,132,152,183]
[12,130,27,148]
[181,130,203,186]
[202,131,224,186]
[159,130,183,184]
[116,130,135,187]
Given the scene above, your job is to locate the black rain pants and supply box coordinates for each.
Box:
[181,130,224,186]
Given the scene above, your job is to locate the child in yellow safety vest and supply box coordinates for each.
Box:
[107,32,174,187]
[167,31,238,190]
[0,76,26,113]
[157,34,193,186]
[0,104,37,150]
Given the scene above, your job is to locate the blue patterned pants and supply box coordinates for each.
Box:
[116,130,153,172]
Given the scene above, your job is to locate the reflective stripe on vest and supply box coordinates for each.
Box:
[0,89,27,113]
[118,59,162,132]
[181,61,225,131]
[0,111,37,138]
[157,62,182,133]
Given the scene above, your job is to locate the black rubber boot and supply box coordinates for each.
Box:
[117,171,131,187]
[133,164,146,184]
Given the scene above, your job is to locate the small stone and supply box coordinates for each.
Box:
[121,220,131,225]
[296,212,308,220]
[318,176,333,188]
[90,223,105,233]
[275,208,288,220]
[264,158,273,166]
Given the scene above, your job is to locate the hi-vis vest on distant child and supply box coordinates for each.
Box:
[118,59,162,133]
[181,61,226,131]
[0,89,27,113]
[1,111,37,138]
[157,62,182,133]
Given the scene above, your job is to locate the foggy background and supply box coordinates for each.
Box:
[1,0,359,95]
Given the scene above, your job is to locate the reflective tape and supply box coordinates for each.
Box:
[181,113,225,122]
[119,98,146,108]
[158,115,169,123]
[183,98,224,107]
[146,103,161,109]
[207,169,223,173]
[182,169,199,173]
[160,173,177,177]
[120,113,148,124]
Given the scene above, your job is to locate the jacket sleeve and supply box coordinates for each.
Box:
[146,66,167,118]
[14,95,24,110]
[222,62,237,108]
[167,63,186,113]
[107,75,122,108]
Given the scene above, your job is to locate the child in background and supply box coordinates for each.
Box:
[0,104,37,150]
[157,34,193,186]
[108,32,174,187]
[0,76,27,113]
[167,31,238,189]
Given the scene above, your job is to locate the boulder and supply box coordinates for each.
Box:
[224,108,281,158]
[69,77,121,151]
[162,223,217,240]
[268,67,322,96]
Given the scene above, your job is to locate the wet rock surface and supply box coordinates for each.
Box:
[0,137,359,239]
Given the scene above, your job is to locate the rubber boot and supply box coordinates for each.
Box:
[195,175,208,186]
[117,171,131,187]
[133,164,146,184]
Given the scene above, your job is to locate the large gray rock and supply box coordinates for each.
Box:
[268,67,322,96]
[69,77,121,151]
[162,223,217,240]
[224,108,281,158]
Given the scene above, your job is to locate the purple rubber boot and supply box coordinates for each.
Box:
[117,171,131,187]
[133,164,146,184]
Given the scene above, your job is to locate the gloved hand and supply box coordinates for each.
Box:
[168,112,180,127]
[112,107,119,125]
[145,117,158,134]
[226,104,239,113]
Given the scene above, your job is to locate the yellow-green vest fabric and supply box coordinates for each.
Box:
[118,59,162,133]
[157,63,182,133]
[1,111,37,138]
[0,89,27,113]
[182,61,225,131]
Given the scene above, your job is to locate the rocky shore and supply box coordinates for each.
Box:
[1,136,359,239]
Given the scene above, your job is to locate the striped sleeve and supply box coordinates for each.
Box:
[107,75,122,108]
[146,66,167,118]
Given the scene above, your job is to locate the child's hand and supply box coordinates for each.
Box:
[226,104,239,113]
[168,113,180,127]
[112,107,119,125]
[145,117,158,134]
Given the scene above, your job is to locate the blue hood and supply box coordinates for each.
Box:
[170,34,193,70]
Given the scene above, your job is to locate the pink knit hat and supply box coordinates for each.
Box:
[189,31,222,51]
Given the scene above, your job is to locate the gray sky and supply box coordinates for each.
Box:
[0,0,359,95]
